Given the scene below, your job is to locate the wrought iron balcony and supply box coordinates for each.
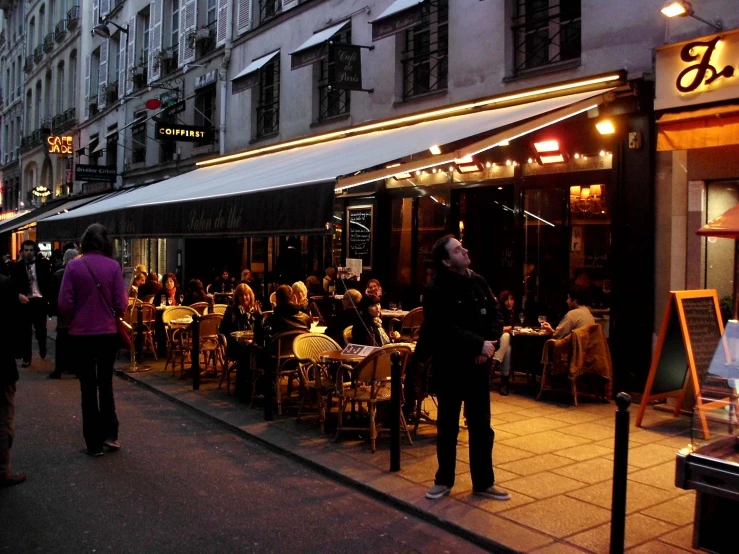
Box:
[112,0,125,11]
[23,55,33,73]
[43,33,55,53]
[33,45,43,63]
[51,113,65,131]
[259,0,282,24]
[106,81,119,105]
[67,5,80,31]
[55,19,68,42]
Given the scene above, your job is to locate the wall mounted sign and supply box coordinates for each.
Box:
[75,164,117,183]
[346,205,373,270]
[47,135,73,155]
[195,69,218,90]
[329,44,363,91]
[155,123,214,142]
[656,29,739,110]
[371,3,423,42]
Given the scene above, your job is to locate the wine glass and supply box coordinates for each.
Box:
[388,302,397,311]
[178,293,184,305]
[518,312,525,325]
[538,315,546,327]
[166,297,172,306]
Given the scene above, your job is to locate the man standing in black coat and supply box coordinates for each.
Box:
[422,235,509,501]
[10,240,52,367]
[0,273,25,487]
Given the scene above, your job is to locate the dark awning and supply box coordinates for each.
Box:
[370,0,424,42]
[290,21,350,70]
[231,50,280,94]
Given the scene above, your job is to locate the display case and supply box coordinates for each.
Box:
[676,320,739,553]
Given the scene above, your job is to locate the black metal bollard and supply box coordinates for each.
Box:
[191,314,201,391]
[135,304,145,364]
[610,392,631,554]
[263,326,273,421]
[390,351,402,472]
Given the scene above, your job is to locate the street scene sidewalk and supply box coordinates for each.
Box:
[114,350,700,554]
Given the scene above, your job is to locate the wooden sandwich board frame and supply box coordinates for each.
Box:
[635,290,729,439]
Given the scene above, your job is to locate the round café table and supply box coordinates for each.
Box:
[510,329,550,386]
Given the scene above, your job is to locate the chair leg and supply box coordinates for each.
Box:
[571,378,578,407]
[537,366,548,400]
[335,397,345,442]
[369,402,377,454]
[401,412,413,446]
[276,375,283,416]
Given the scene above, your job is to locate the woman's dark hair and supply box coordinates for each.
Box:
[431,234,456,271]
[163,272,179,288]
[187,278,204,293]
[358,294,381,315]
[500,290,515,310]
[80,224,113,256]
[568,285,592,307]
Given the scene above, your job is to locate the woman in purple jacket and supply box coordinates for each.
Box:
[59,224,128,457]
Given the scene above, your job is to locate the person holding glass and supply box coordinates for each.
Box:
[492,290,517,396]
[541,286,595,339]
[154,273,181,307]
[291,281,320,321]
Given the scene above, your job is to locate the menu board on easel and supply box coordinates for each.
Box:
[635,290,727,438]
[347,205,373,270]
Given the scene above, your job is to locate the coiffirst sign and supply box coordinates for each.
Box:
[656,29,739,110]
[155,123,214,143]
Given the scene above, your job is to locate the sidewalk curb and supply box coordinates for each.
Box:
[116,370,517,554]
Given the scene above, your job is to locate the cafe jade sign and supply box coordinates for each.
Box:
[656,29,739,110]
[47,135,73,156]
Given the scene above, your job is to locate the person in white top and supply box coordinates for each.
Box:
[541,286,596,339]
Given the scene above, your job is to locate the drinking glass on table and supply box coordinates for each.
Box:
[519,312,525,325]
[178,293,184,305]
[388,301,397,311]
[311,315,319,327]
[166,297,172,306]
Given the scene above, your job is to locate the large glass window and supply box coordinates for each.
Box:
[131,110,147,164]
[318,25,351,121]
[705,182,739,303]
[258,0,280,24]
[401,0,448,101]
[194,84,216,146]
[513,0,581,73]
[256,56,280,138]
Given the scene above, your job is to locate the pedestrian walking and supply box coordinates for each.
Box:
[0,273,25,488]
[422,235,510,501]
[58,224,127,457]
[48,248,79,379]
[10,240,52,367]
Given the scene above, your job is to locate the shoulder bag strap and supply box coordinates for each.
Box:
[80,257,118,318]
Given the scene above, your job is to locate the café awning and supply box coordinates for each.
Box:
[657,104,739,151]
[697,203,739,239]
[290,21,350,70]
[38,86,615,241]
[370,0,425,41]
[231,50,280,93]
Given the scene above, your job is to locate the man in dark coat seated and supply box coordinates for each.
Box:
[262,285,311,336]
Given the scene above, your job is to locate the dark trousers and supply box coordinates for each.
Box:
[434,363,495,492]
[55,328,72,373]
[0,383,16,475]
[20,298,47,362]
[72,334,119,452]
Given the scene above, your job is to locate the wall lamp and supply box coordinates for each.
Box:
[661,1,722,31]
[92,19,129,39]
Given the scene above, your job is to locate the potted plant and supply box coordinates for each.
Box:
[186,30,197,50]
[196,25,212,40]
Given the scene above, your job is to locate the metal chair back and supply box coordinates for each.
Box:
[190,302,209,315]
[212,304,228,314]
[343,326,353,346]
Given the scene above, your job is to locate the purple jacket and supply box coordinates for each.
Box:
[58,252,128,336]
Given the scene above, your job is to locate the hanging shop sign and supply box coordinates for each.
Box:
[47,135,74,155]
[75,164,117,183]
[329,43,363,91]
[195,69,218,90]
[656,29,739,110]
[155,123,214,143]
[371,2,424,42]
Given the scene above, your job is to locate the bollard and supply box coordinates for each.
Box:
[135,304,145,364]
[610,392,631,554]
[191,313,201,390]
[390,350,402,472]
[263,326,274,421]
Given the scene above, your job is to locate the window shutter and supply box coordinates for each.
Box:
[125,16,136,94]
[97,37,109,110]
[118,31,127,99]
[178,0,197,67]
[216,0,229,46]
[236,0,251,35]
[84,54,91,120]
[281,0,297,12]
[100,0,110,17]
[92,0,99,25]
[148,0,163,83]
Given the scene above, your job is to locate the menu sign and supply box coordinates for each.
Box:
[329,44,363,91]
[347,205,373,270]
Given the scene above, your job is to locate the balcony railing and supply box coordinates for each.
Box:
[33,45,43,63]
[259,0,282,24]
[23,55,33,73]
[43,33,55,52]
[55,19,68,42]
[67,5,80,31]
[112,0,125,11]
[51,107,77,133]
[163,48,179,76]
[106,81,119,105]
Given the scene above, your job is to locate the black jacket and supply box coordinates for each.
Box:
[325,309,360,345]
[10,256,52,308]
[351,316,386,347]
[422,268,503,368]
[263,303,311,336]
[0,275,19,385]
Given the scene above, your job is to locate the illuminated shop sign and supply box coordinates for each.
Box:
[155,123,214,143]
[47,135,74,155]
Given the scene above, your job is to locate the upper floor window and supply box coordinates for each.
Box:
[259,0,280,25]
[318,25,351,122]
[512,0,581,74]
[401,0,448,101]
[256,55,280,138]
[207,0,217,25]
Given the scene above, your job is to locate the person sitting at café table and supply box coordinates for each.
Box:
[129,272,146,297]
[352,295,400,347]
[540,286,595,339]
[261,285,311,336]
[154,273,181,306]
[492,290,517,396]
[212,268,235,293]
[239,269,255,286]
[365,279,383,300]
[183,278,208,305]
[292,281,320,320]
[137,272,162,298]
[323,267,336,294]
[324,289,362,345]
[306,275,324,298]
[220,284,261,353]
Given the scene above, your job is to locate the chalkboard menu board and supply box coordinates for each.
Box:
[347,205,373,270]
[681,296,722,380]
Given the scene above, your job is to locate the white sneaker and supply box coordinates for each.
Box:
[103,439,121,451]
[425,484,451,499]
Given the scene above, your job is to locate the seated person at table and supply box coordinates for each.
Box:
[220,284,261,356]
[365,278,383,300]
[541,286,595,339]
[492,290,517,396]
[323,267,336,294]
[262,285,311,336]
[292,281,320,319]
[183,278,208,305]
[352,295,393,347]
[324,289,362,344]
[212,268,235,293]
[129,271,146,297]
[138,272,162,298]
[154,273,182,306]
[306,275,324,298]
[239,269,255,286]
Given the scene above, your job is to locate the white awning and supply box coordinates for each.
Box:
[42,88,612,226]
[291,21,350,55]
[371,0,424,23]
[231,50,280,82]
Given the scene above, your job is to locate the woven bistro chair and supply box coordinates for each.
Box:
[189,302,209,315]
[334,344,413,453]
[389,307,424,342]
[140,295,156,304]
[292,334,342,433]
[252,330,307,415]
[342,326,353,346]
[212,304,228,315]
[135,302,158,360]
[196,313,224,376]
[162,306,198,374]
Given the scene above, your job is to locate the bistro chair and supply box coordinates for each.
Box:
[252,330,307,415]
[162,306,198,375]
[140,295,156,304]
[389,307,424,342]
[134,302,158,360]
[212,304,228,315]
[189,302,209,315]
[292,334,341,433]
[334,344,413,453]
[342,326,353,346]
[194,313,224,376]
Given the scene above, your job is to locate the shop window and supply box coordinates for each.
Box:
[317,25,351,121]
[705,182,739,303]
[106,126,118,169]
[256,55,280,138]
[401,0,448,101]
[512,0,581,74]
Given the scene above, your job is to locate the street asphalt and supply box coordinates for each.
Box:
[0,347,486,554]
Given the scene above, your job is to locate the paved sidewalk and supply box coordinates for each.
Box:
[116,354,699,553]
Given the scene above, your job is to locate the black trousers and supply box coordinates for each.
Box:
[72,334,119,452]
[20,298,47,362]
[54,328,72,373]
[434,362,495,492]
